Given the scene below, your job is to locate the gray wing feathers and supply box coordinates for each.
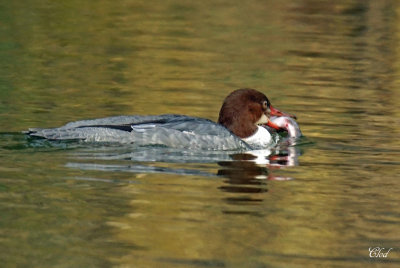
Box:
[27,115,249,150]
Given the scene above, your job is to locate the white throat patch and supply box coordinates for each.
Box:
[255,114,269,125]
[242,126,273,147]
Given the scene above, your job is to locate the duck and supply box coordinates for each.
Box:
[26,88,300,150]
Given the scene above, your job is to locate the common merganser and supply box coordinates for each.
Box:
[26,88,300,150]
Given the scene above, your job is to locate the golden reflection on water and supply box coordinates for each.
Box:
[1,0,400,267]
[2,0,293,129]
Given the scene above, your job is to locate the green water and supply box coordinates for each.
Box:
[1,0,399,267]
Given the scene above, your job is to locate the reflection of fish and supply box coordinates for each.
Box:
[26,88,298,150]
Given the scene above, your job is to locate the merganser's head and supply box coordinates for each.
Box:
[218,88,296,138]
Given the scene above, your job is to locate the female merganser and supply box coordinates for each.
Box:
[26,88,299,150]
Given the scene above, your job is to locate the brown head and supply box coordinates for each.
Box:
[218,88,295,138]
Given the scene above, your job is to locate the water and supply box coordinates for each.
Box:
[1,0,399,267]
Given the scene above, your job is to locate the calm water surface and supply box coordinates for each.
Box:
[1,0,399,267]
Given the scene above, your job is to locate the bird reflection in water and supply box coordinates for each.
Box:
[215,143,301,215]
[217,145,301,194]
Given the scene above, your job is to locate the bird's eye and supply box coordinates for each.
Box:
[262,101,268,110]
